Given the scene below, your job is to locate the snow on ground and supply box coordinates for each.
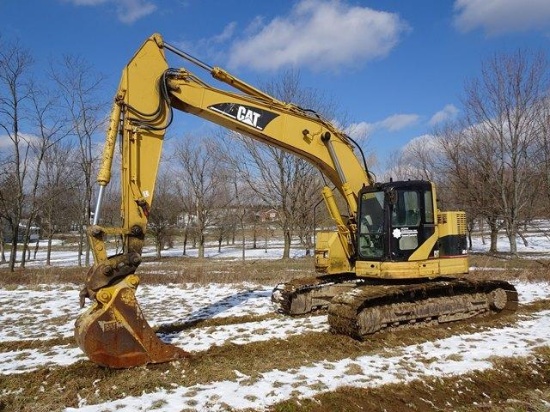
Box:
[469,224,550,255]
[9,239,306,268]
[1,233,550,410]
[68,310,550,411]
[0,281,548,376]
[10,223,550,268]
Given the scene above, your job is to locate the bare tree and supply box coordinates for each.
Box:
[462,49,548,254]
[148,172,180,258]
[383,133,441,206]
[40,140,80,264]
[228,171,257,261]
[17,81,70,267]
[532,97,550,218]
[174,135,229,258]
[50,55,106,266]
[229,70,335,258]
[0,37,33,271]
[292,163,325,255]
[429,121,500,251]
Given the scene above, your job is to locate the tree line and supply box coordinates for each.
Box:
[1,34,548,272]
[0,35,330,271]
[388,49,550,254]
[0,36,104,271]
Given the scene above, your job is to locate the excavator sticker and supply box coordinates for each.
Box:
[209,103,279,130]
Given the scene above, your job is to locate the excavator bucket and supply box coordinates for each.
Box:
[75,275,189,368]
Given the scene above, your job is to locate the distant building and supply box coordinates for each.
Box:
[259,208,279,222]
[2,220,40,243]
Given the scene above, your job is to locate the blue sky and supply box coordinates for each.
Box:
[2,0,550,171]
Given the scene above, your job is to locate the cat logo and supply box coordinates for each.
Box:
[208,103,279,131]
[236,106,261,128]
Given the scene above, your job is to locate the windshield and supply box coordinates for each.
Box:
[358,191,385,259]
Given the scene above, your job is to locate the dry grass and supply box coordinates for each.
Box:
[271,346,550,412]
[469,253,550,282]
[1,251,549,289]
[0,255,317,287]
[138,256,316,285]
[1,251,550,411]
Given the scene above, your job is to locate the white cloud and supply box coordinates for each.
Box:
[392,133,444,177]
[341,113,418,141]
[117,0,156,24]
[429,104,459,126]
[227,0,409,71]
[344,122,374,141]
[211,22,238,44]
[64,0,156,24]
[0,134,12,150]
[0,133,41,153]
[377,114,419,132]
[453,0,550,35]
[173,22,239,63]
[403,134,438,152]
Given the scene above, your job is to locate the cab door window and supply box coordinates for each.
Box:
[391,190,420,252]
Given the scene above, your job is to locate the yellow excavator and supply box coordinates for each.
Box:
[75,34,518,368]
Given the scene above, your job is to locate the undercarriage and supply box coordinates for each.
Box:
[272,276,518,339]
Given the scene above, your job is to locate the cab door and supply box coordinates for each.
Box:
[389,187,435,261]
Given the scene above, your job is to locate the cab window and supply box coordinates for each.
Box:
[392,190,420,227]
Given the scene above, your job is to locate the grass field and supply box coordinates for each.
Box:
[1,241,550,411]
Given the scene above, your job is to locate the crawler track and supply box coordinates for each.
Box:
[328,279,518,339]
[273,277,518,340]
[272,274,362,315]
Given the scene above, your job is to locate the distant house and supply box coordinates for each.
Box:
[259,208,279,222]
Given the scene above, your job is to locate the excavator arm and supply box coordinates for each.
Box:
[76,34,371,368]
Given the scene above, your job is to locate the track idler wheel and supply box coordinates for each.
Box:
[75,275,189,368]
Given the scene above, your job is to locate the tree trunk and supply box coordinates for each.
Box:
[305,233,312,256]
[0,240,5,263]
[241,223,246,261]
[47,236,52,266]
[33,241,39,259]
[198,234,205,258]
[489,225,499,253]
[0,226,6,263]
[9,226,19,272]
[283,229,291,259]
[156,241,162,259]
[252,227,257,249]
[78,223,84,266]
[507,227,518,255]
[182,230,188,255]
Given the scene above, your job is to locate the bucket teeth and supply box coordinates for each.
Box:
[75,276,189,368]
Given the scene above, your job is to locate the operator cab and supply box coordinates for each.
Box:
[357,180,436,262]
